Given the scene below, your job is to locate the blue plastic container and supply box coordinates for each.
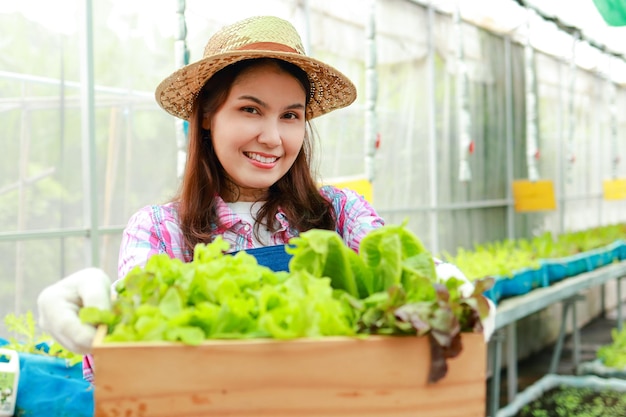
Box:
[540,258,569,283]
[499,268,545,298]
[483,277,504,304]
[611,240,626,261]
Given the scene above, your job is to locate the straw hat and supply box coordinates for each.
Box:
[155,15,357,121]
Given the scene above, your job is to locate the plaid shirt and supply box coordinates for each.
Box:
[83,185,384,383]
[116,185,384,281]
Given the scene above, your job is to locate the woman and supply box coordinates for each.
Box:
[38,16,491,376]
[119,17,384,280]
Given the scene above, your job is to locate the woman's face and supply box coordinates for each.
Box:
[204,62,307,202]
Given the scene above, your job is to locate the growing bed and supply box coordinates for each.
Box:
[496,374,626,417]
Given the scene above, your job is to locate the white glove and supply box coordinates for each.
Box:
[37,267,112,355]
[435,261,496,342]
[482,298,496,343]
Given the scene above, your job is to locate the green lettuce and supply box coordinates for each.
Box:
[81,237,357,344]
[286,223,493,383]
[82,225,493,384]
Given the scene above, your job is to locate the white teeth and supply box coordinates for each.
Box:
[245,152,277,164]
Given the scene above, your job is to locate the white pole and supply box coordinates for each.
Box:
[175,0,189,179]
[565,31,579,184]
[455,3,472,182]
[524,8,540,182]
[426,4,439,254]
[364,0,378,184]
[80,0,99,265]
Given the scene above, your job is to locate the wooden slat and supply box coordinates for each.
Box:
[93,333,486,417]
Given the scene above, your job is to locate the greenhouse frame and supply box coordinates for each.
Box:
[1,0,626,416]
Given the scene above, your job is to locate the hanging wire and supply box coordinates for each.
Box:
[175,0,190,179]
[454,3,472,182]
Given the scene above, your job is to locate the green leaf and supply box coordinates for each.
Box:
[134,316,167,341]
[79,307,116,327]
[287,229,365,298]
[359,222,434,295]
[165,326,205,345]
[158,287,183,319]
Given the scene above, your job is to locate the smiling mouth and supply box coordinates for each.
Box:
[244,152,278,164]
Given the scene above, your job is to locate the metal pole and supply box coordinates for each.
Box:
[504,36,515,240]
[506,323,518,403]
[608,59,619,179]
[15,94,29,313]
[59,35,67,278]
[175,0,189,179]
[426,4,439,254]
[618,277,623,331]
[597,72,604,226]
[454,3,472,183]
[79,0,99,266]
[524,8,540,182]
[364,0,377,184]
[565,32,579,186]
[557,55,566,235]
[302,0,311,55]
[489,330,505,417]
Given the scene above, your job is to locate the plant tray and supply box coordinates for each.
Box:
[91,328,486,417]
[577,359,626,379]
[496,374,626,417]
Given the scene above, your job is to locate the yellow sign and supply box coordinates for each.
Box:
[325,177,373,204]
[603,178,626,200]
[512,180,557,212]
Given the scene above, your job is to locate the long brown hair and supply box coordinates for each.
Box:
[174,58,336,254]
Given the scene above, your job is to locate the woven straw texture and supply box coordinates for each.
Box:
[155,16,357,120]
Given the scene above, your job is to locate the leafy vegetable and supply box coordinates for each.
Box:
[441,223,626,281]
[82,224,494,384]
[287,230,371,298]
[2,311,83,366]
[81,237,357,343]
[287,223,493,383]
[597,327,626,369]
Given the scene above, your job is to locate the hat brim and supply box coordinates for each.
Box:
[154,50,357,121]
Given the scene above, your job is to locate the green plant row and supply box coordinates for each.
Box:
[516,384,626,417]
[0,311,83,366]
[441,223,626,281]
[596,327,626,370]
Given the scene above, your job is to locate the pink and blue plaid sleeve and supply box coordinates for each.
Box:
[320,185,385,252]
[117,204,189,282]
[84,204,189,384]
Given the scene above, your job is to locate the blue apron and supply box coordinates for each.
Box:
[233,244,293,272]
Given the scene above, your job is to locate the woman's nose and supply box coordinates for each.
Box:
[257,120,282,147]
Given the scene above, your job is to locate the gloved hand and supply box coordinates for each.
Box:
[37,267,112,355]
[435,261,496,342]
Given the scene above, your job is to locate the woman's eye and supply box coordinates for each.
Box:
[283,112,299,120]
[242,107,258,114]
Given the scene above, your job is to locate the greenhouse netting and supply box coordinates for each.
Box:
[1,0,625,340]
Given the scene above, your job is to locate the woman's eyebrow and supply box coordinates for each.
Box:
[238,95,267,107]
[285,103,306,111]
[238,95,305,111]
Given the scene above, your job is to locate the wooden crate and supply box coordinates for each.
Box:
[92,328,486,417]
